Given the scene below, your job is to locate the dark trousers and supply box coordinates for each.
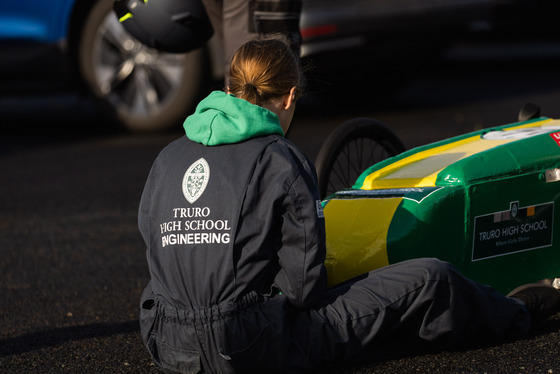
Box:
[141,258,530,374]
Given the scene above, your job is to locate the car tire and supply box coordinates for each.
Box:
[315,118,405,199]
[78,0,206,132]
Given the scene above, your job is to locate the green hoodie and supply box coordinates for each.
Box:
[184,91,284,146]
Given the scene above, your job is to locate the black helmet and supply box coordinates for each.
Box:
[113,0,213,53]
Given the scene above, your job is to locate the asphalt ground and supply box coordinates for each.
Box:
[2,41,560,373]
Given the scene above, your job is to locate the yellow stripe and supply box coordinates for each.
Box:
[324,197,402,286]
[504,118,558,131]
[119,12,133,22]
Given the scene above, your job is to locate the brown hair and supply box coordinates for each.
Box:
[227,35,303,106]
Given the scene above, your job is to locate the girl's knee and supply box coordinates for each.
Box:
[413,258,458,280]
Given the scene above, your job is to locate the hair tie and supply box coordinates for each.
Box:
[243,83,258,92]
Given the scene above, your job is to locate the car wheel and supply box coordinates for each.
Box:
[315,118,405,199]
[78,0,206,132]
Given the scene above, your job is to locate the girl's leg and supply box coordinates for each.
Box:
[300,258,531,367]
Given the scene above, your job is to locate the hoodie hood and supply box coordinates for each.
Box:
[184,91,284,146]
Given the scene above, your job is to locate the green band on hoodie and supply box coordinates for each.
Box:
[184,91,284,146]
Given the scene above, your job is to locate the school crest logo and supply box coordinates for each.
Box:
[182,158,210,203]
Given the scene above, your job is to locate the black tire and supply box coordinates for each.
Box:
[315,118,405,199]
[78,0,206,132]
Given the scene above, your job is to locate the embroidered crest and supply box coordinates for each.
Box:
[182,158,210,203]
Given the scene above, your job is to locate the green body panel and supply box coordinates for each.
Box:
[464,171,559,293]
[386,171,560,293]
[387,186,467,270]
[436,129,560,187]
[326,117,560,294]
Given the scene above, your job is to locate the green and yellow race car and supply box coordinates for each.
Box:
[317,113,560,295]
